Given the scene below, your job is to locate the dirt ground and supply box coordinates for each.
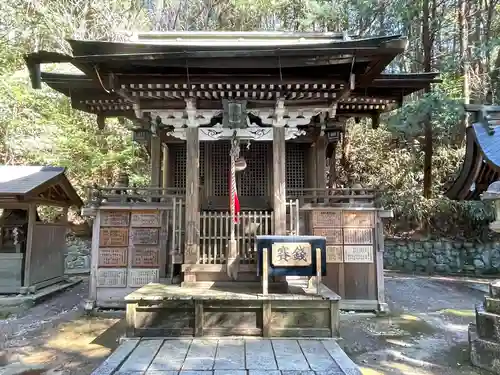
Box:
[0,273,494,375]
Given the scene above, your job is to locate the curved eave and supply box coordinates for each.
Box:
[446,124,500,200]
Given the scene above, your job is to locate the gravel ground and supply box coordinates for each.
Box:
[339,273,491,375]
[0,273,494,375]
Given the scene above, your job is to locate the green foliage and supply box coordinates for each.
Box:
[0,73,149,198]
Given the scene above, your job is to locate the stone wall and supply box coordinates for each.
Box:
[384,238,500,275]
[64,237,91,274]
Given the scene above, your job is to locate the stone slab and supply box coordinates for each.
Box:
[298,340,342,373]
[92,338,361,375]
[120,339,163,372]
[490,280,500,299]
[469,323,500,375]
[213,339,245,370]
[272,339,310,371]
[148,339,191,372]
[246,339,278,370]
[485,296,500,315]
[181,339,217,371]
[476,303,500,342]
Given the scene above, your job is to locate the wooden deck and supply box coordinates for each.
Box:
[91,338,362,375]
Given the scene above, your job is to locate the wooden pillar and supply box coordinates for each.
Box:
[184,126,200,281]
[150,135,161,187]
[23,204,37,287]
[273,126,286,235]
[162,144,169,189]
[315,135,327,190]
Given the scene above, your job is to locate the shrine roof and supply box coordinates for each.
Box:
[25,32,439,122]
[26,33,407,87]
[446,105,500,200]
[0,166,83,206]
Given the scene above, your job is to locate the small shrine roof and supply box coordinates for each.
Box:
[0,165,83,206]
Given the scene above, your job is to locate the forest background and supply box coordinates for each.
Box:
[1,0,499,239]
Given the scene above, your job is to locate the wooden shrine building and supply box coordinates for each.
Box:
[26,32,438,312]
[0,166,82,294]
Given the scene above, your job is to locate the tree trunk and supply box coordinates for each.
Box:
[422,0,433,199]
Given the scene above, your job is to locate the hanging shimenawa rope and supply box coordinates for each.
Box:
[229,134,241,224]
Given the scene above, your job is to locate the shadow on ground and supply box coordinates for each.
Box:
[0,273,497,375]
[338,273,492,375]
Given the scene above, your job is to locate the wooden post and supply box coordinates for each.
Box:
[162,144,169,191]
[315,135,327,192]
[184,126,200,281]
[23,204,37,288]
[150,135,161,188]
[273,126,286,235]
[316,247,322,295]
[88,210,101,301]
[262,248,269,295]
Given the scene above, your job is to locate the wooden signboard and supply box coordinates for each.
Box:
[326,245,343,263]
[131,246,160,268]
[128,268,159,287]
[131,228,159,245]
[312,211,342,227]
[343,212,374,228]
[131,211,161,228]
[100,212,129,227]
[96,268,127,287]
[343,228,373,245]
[313,228,343,244]
[344,245,374,263]
[271,242,312,267]
[98,248,127,267]
[99,228,129,247]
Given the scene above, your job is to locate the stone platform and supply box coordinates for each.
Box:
[125,283,340,338]
[91,338,361,375]
[469,280,500,374]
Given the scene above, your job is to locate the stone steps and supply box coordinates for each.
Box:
[469,324,500,374]
[469,280,500,374]
[476,303,500,342]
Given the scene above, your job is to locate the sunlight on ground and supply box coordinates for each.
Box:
[360,367,386,375]
[45,319,116,358]
[380,360,435,374]
[385,338,413,347]
[400,314,421,321]
[11,316,120,373]
[438,308,475,317]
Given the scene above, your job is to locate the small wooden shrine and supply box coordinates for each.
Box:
[26,32,437,314]
[0,166,82,294]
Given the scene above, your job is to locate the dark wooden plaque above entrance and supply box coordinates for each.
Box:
[98,247,127,267]
[100,211,129,227]
[130,211,161,228]
[131,246,160,268]
[131,228,159,245]
[99,228,129,247]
